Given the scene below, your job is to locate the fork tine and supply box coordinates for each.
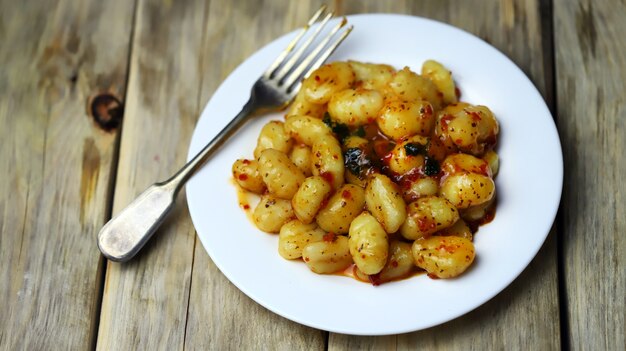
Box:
[283,19,352,90]
[263,5,327,78]
[272,12,333,81]
[301,24,353,81]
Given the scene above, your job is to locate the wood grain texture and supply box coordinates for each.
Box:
[5,0,624,349]
[0,0,135,349]
[95,0,205,349]
[329,0,560,349]
[554,0,626,349]
[182,1,327,349]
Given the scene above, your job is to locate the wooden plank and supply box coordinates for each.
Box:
[94,0,210,349]
[329,0,560,349]
[182,1,327,349]
[554,0,625,349]
[0,0,135,349]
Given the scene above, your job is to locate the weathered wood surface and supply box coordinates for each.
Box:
[95,0,205,349]
[1,0,624,350]
[0,0,134,349]
[554,0,626,350]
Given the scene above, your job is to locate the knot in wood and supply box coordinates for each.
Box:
[88,93,124,131]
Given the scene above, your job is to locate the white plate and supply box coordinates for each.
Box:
[186,14,563,335]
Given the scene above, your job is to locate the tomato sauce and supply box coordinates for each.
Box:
[337,264,427,286]
[231,178,257,223]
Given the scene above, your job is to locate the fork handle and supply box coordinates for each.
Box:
[98,97,256,262]
[172,96,257,186]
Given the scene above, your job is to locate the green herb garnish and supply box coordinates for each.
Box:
[354,126,366,137]
[323,113,350,141]
[404,142,426,156]
[344,147,371,178]
[424,158,440,176]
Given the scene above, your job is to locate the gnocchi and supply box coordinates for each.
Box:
[289,144,313,176]
[278,220,326,259]
[349,60,395,91]
[400,196,459,240]
[284,115,332,146]
[389,67,442,109]
[253,195,294,233]
[302,235,353,274]
[311,135,345,190]
[365,174,407,233]
[301,61,355,104]
[257,148,305,200]
[388,135,428,174]
[232,159,265,194]
[377,98,435,140]
[253,121,292,158]
[292,176,333,224]
[316,184,365,234]
[421,59,457,105]
[378,240,414,283]
[440,172,495,209]
[412,236,475,279]
[402,176,439,202]
[436,104,499,156]
[286,88,326,119]
[348,212,389,275]
[328,88,384,126]
[232,59,500,283]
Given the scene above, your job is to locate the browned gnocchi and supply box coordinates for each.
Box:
[232,59,500,284]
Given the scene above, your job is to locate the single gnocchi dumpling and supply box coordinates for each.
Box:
[253,195,294,233]
[377,98,435,140]
[302,235,353,274]
[349,60,396,91]
[348,212,389,275]
[232,159,265,194]
[301,61,355,104]
[292,176,333,224]
[365,174,407,233]
[316,184,365,234]
[412,236,475,278]
[438,104,499,156]
[284,115,332,146]
[328,88,384,126]
[421,59,458,105]
[400,196,459,240]
[254,121,293,158]
[440,172,495,209]
[311,135,345,190]
[388,67,442,109]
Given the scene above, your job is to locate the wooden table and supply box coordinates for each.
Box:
[1,0,624,349]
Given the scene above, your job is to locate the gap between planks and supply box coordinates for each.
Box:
[90,0,140,349]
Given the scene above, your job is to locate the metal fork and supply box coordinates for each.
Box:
[98,6,352,262]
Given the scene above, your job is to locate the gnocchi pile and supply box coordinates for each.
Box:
[232,59,499,285]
